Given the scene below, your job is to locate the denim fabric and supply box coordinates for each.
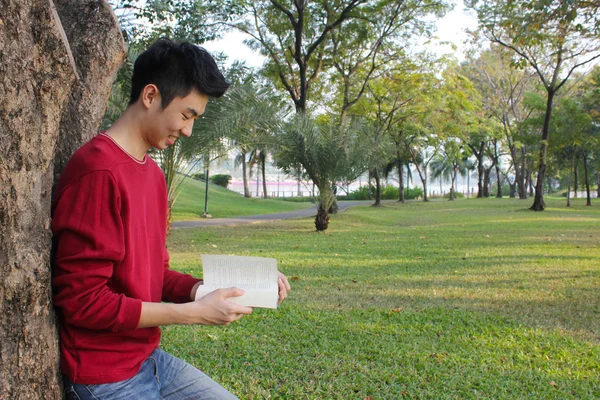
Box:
[63,348,238,400]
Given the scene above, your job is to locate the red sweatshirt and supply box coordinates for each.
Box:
[51,133,200,384]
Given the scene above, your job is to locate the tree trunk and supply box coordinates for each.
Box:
[483,168,491,197]
[528,170,534,197]
[519,147,528,199]
[531,89,556,211]
[509,181,516,198]
[241,152,251,197]
[506,131,525,199]
[567,153,574,207]
[261,156,267,199]
[372,167,382,207]
[315,184,333,231]
[0,1,124,398]
[597,173,600,199]
[583,154,591,206]
[398,156,405,203]
[476,151,484,198]
[449,169,456,201]
[495,165,502,198]
[573,159,579,198]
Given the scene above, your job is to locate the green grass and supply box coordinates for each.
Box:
[171,177,313,221]
[165,197,600,399]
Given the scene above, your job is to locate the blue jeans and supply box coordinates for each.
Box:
[63,348,238,399]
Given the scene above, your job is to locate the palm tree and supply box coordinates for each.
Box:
[430,140,468,201]
[274,115,368,231]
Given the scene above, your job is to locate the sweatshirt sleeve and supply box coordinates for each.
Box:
[161,246,202,303]
[52,171,141,332]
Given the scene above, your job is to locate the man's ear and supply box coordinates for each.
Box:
[141,84,160,110]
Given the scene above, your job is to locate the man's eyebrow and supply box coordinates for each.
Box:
[186,107,199,117]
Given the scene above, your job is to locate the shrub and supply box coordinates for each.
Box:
[345,185,373,200]
[443,191,465,199]
[344,185,424,200]
[209,174,231,188]
[192,173,206,181]
[404,187,423,200]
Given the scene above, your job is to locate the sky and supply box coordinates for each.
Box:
[202,0,479,68]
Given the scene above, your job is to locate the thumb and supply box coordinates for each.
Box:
[220,286,245,298]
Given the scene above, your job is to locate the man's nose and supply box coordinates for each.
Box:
[181,120,194,137]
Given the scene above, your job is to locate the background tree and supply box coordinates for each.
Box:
[467,0,600,210]
[274,116,368,230]
[463,44,539,199]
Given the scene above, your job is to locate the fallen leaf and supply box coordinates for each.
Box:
[291,276,300,281]
[352,279,358,283]
[211,244,217,248]
[391,307,403,313]
[549,381,557,388]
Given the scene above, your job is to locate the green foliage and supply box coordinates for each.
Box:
[166,198,600,398]
[273,115,370,225]
[171,176,311,221]
[192,173,206,181]
[343,185,423,200]
[209,174,231,188]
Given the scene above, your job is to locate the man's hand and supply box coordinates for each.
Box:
[187,287,253,325]
[278,271,291,304]
[138,287,252,328]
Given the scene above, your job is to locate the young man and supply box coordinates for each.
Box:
[51,38,290,399]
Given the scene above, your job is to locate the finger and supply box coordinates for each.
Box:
[230,305,253,315]
[278,279,287,303]
[220,286,246,298]
[279,272,291,291]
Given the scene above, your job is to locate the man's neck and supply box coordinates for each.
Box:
[104,107,149,161]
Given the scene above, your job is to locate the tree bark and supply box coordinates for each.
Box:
[531,89,556,211]
[0,0,124,398]
[315,184,333,231]
[573,158,579,198]
[397,156,405,203]
[583,154,591,206]
[469,142,485,198]
[261,155,267,199]
[567,153,574,207]
[372,167,382,207]
[520,147,528,199]
[241,152,251,197]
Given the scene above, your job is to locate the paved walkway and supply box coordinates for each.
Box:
[172,200,375,229]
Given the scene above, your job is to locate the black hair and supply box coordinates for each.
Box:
[129,38,230,108]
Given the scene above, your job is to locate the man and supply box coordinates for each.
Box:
[51,38,290,399]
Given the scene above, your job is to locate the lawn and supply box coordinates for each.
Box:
[165,197,600,399]
[171,177,312,221]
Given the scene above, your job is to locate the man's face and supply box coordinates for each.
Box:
[144,90,209,150]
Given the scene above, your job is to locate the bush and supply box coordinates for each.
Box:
[443,191,464,199]
[209,174,231,188]
[343,185,424,200]
[404,187,423,200]
[192,173,206,181]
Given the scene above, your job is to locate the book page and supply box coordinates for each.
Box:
[201,255,278,285]
[196,255,279,309]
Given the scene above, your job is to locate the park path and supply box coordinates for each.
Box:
[172,200,375,229]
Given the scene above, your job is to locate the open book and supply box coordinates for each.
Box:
[194,255,279,309]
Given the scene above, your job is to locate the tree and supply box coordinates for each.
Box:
[462,44,539,199]
[274,115,368,230]
[0,0,124,397]
[430,140,468,200]
[467,0,600,210]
